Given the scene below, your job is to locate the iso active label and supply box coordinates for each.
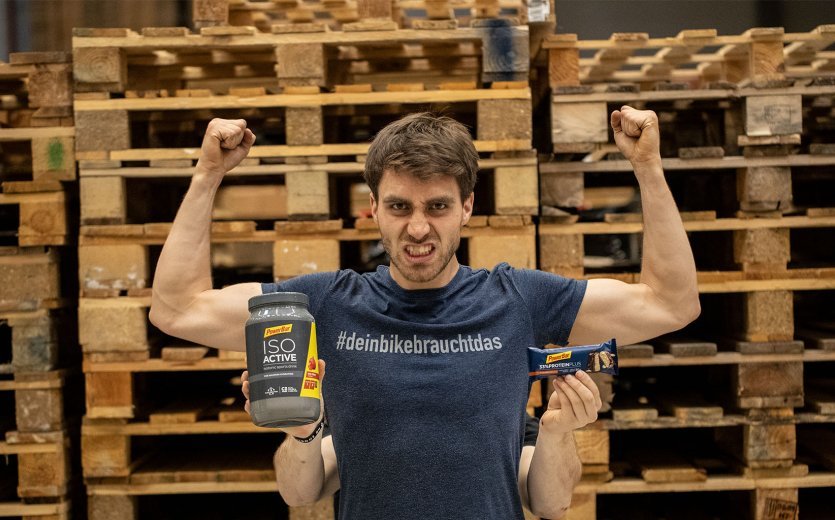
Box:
[245,319,320,402]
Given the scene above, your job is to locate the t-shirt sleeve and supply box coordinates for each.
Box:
[508,267,587,347]
[261,271,338,316]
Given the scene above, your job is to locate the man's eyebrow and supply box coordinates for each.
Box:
[427,196,455,204]
[382,196,409,204]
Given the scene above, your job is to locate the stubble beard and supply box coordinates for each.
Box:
[384,234,460,284]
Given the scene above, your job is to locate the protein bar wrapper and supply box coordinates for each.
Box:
[528,339,618,380]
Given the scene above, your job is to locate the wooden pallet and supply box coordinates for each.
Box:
[0,189,72,247]
[210,0,545,32]
[553,368,835,520]
[540,26,835,91]
[0,248,68,311]
[0,500,70,519]
[77,148,538,225]
[0,375,75,510]
[0,52,73,128]
[71,23,529,92]
[0,128,76,186]
[0,308,77,376]
[73,82,535,222]
[75,215,536,294]
[0,372,71,434]
[0,431,72,501]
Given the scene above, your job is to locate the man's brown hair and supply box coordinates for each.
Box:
[363,112,478,201]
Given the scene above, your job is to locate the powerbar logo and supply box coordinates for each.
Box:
[545,351,571,364]
[264,324,292,338]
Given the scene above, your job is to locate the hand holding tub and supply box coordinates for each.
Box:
[241,359,327,440]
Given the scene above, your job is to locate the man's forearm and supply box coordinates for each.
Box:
[635,160,700,317]
[527,429,582,518]
[150,173,218,323]
[274,435,327,506]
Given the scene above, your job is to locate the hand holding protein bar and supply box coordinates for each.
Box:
[528,339,618,380]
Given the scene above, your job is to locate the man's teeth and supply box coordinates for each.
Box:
[407,245,433,256]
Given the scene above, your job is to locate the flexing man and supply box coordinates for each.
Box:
[150,107,700,519]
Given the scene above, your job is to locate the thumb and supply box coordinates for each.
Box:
[610,110,623,133]
[318,359,326,383]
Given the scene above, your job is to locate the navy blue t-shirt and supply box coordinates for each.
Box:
[262,263,586,520]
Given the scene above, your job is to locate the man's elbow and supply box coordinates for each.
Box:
[530,498,572,520]
[532,505,570,520]
[148,302,182,337]
[278,490,319,508]
[277,481,323,508]
[677,294,701,326]
[149,305,168,331]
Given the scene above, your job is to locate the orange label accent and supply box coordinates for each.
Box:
[300,322,320,399]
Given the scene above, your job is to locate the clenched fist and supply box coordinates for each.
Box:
[611,106,661,165]
[195,118,256,181]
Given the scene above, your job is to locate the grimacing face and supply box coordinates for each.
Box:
[370,170,473,290]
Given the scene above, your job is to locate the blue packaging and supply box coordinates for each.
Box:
[528,339,618,380]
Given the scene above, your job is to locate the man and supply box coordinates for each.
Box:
[239,371,542,516]
[150,107,700,519]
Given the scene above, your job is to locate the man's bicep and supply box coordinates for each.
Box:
[566,278,682,347]
[171,282,262,351]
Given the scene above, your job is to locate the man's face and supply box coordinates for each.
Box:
[370,169,474,290]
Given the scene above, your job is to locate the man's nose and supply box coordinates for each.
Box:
[407,211,430,241]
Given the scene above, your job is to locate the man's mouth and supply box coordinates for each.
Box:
[405,244,435,258]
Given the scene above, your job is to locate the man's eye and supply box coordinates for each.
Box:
[431,203,447,211]
[391,203,408,211]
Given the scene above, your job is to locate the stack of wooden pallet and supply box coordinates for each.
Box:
[0,52,79,520]
[531,25,835,520]
[72,1,545,517]
[195,0,548,32]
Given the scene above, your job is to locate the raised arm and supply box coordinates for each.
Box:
[149,119,260,351]
[568,106,701,347]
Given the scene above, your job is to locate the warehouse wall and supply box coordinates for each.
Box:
[552,0,833,38]
[1,0,187,55]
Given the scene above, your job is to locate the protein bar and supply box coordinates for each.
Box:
[528,339,618,380]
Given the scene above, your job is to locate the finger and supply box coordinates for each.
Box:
[560,376,589,424]
[555,379,574,419]
[576,370,602,411]
[242,128,256,147]
[241,370,248,383]
[548,378,562,409]
[555,378,581,423]
[610,110,622,133]
[622,113,643,137]
[244,400,250,415]
[564,373,598,421]
[319,359,326,382]
[215,123,245,149]
[242,380,250,399]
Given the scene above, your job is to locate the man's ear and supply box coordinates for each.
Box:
[461,192,474,226]
[370,192,378,223]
